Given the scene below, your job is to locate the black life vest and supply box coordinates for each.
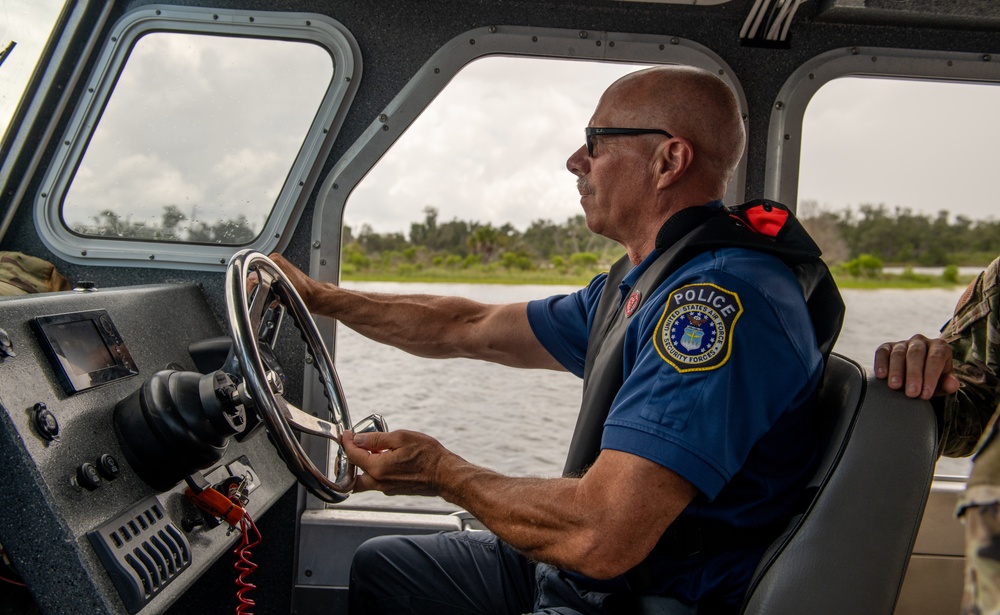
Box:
[562,199,845,476]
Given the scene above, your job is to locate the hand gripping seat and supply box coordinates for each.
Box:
[738,353,939,615]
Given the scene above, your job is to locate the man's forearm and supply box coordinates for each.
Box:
[344,431,695,579]
[271,253,560,369]
[433,452,692,580]
[438,460,635,578]
[308,284,491,360]
[939,389,1000,458]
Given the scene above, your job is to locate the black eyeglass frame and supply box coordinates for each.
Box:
[585,127,673,157]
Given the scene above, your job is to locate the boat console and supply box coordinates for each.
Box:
[0,283,296,614]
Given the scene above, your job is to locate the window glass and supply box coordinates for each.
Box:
[0,0,68,142]
[61,32,333,244]
[799,77,1000,480]
[337,56,650,511]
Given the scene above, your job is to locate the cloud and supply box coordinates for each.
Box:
[60,31,333,234]
[65,152,204,228]
[799,77,1000,221]
[346,57,649,234]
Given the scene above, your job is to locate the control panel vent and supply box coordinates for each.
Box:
[88,496,191,614]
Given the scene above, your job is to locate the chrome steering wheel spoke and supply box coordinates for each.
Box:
[274,394,340,440]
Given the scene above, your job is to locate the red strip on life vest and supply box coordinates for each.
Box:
[743,205,789,237]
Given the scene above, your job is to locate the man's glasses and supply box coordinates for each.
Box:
[585,127,673,157]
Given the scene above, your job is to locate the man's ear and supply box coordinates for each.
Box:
[654,138,694,190]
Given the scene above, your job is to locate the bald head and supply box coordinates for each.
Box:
[598,66,746,196]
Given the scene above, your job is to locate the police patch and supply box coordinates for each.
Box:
[653,283,743,373]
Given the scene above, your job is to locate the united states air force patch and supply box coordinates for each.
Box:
[654,283,744,373]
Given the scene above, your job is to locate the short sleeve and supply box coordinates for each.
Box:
[526,274,608,378]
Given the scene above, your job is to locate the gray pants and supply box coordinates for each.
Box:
[348,530,698,615]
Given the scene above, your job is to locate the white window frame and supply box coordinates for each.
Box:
[768,47,1000,483]
[35,5,360,270]
[765,46,1000,207]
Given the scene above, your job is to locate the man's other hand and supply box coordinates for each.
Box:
[342,430,456,498]
[874,334,960,400]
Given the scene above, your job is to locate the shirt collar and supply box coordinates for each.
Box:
[618,201,725,303]
[653,200,725,252]
[618,248,661,303]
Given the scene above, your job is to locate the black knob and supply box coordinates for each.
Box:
[182,517,206,532]
[0,327,14,359]
[77,463,102,490]
[33,403,59,441]
[96,454,121,480]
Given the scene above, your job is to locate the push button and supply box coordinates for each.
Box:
[77,463,102,491]
[97,454,121,480]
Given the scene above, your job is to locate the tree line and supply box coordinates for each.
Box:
[72,205,257,244]
[342,206,622,277]
[71,202,1000,280]
[800,200,1000,268]
[347,203,1000,279]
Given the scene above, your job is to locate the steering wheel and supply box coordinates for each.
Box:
[224,249,361,503]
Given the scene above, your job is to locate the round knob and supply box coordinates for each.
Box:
[96,454,121,480]
[76,463,102,490]
[33,403,59,441]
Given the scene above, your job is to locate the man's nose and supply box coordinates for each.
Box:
[566,144,589,176]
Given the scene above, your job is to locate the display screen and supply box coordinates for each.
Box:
[33,310,138,394]
[55,320,116,376]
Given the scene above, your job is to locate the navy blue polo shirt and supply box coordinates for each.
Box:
[526,246,823,605]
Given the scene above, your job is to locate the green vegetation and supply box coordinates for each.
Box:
[72,202,993,288]
[341,207,621,285]
[831,270,974,290]
[344,204,992,287]
[73,205,257,244]
[800,201,1000,267]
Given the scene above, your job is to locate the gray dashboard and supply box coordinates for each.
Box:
[0,283,295,614]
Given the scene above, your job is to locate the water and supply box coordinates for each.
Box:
[331,281,971,510]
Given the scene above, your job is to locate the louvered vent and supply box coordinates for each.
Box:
[88,496,192,614]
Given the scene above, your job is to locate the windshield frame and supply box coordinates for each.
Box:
[33,5,361,270]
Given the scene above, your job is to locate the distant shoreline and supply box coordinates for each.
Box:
[341,270,977,289]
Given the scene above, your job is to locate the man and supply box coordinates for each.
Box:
[875,256,1000,614]
[274,65,837,614]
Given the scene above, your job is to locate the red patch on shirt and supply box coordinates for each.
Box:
[625,291,642,317]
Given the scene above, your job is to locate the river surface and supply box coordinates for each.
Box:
[332,280,974,510]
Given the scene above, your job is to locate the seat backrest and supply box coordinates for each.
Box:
[740,353,939,615]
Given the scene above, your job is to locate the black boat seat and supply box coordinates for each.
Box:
[636,353,938,615]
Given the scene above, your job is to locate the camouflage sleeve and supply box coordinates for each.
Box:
[937,258,1000,458]
[0,252,71,296]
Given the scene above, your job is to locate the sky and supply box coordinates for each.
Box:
[348,60,1000,234]
[799,77,1000,222]
[346,58,649,234]
[63,32,332,235]
[2,0,999,239]
[0,0,64,135]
